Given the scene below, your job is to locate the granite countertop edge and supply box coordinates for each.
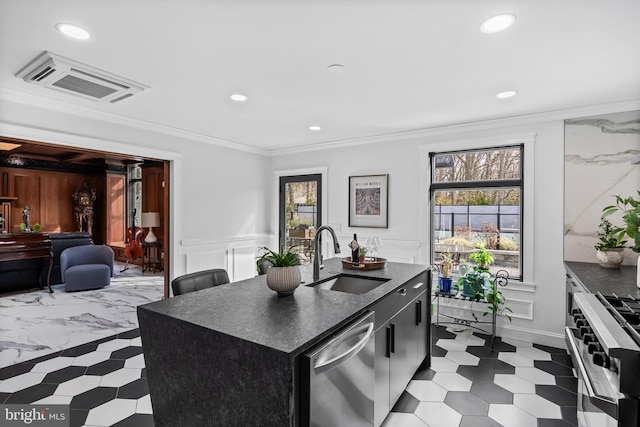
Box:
[565,261,638,298]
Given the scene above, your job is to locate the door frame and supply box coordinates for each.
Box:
[273,167,328,255]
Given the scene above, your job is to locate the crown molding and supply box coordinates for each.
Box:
[0,87,268,156]
[269,99,640,157]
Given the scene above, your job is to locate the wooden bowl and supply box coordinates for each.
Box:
[342,257,387,270]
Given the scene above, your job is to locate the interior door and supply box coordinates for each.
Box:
[279,174,321,265]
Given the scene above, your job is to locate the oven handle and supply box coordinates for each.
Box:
[565,327,598,399]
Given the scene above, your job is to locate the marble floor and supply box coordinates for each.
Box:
[0,263,164,368]
[0,320,578,426]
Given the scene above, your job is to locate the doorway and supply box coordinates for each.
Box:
[279,174,322,264]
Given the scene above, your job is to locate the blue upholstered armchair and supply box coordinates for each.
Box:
[60,245,114,292]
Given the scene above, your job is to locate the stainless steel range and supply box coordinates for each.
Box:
[566,291,640,427]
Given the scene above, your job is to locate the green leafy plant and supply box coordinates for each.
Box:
[19,222,27,232]
[602,191,640,252]
[454,266,512,322]
[594,218,626,251]
[32,223,42,231]
[469,242,494,269]
[484,273,513,322]
[257,245,301,268]
[359,246,368,257]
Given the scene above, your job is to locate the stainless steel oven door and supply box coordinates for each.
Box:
[565,327,638,427]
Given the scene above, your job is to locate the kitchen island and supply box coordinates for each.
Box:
[137,258,430,427]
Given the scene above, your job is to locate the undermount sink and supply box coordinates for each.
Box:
[308,274,389,294]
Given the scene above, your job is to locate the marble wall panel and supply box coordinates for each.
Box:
[564,110,640,265]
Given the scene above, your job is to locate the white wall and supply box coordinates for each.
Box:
[269,119,567,347]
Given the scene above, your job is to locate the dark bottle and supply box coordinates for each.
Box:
[350,234,359,263]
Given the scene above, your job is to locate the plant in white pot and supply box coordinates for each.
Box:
[257,246,302,296]
[594,218,626,268]
[601,191,640,286]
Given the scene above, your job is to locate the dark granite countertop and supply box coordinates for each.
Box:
[565,261,639,298]
[138,258,428,357]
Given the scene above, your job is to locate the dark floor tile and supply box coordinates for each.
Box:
[533,343,567,354]
[535,385,577,407]
[70,409,89,427]
[551,353,574,368]
[60,342,99,357]
[560,406,578,426]
[432,325,457,340]
[538,419,576,427]
[489,338,516,353]
[117,378,149,399]
[117,329,140,339]
[110,346,143,360]
[85,359,126,376]
[43,366,87,384]
[431,344,447,357]
[0,392,10,404]
[477,358,515,374]
[71,386,118,410]
[0,362,35,380]
[140,367,147,378]
[23,351,63,365]
[457,365,496,382]
[459,415,503,427]
[555,376,578,394]
[470,382,513,404]
[412,367,436,381]
[534,360,575,377]
[391,390,420,413]
[445,391,489,415]
[5,383,58,404]
[112,413,155,427]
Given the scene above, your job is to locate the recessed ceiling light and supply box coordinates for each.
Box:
[480,14,516,34]
[496,90,518,99]
[327,64,345,74]
[309,126,322,132]
[55,23,90,40]
[229,94,248,102]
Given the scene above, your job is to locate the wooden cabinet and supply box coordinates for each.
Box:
[104,172,126,245]
[0,201,12,233]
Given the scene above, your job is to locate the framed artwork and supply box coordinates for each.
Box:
[349,174,389,228]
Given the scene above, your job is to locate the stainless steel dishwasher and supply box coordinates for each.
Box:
[303,311,375,427]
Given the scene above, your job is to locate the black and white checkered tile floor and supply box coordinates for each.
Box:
[0,325,577,427]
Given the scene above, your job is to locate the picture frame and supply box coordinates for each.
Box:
[348,174,389,228]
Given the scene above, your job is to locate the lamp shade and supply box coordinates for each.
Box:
[141,212,160,228]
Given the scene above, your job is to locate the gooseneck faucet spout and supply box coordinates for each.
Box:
[313,225,341,281]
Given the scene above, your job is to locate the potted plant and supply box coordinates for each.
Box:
[257,245,302,296]
[602,191,640,287]
[469,242,494,270]
[594,218,626,268]
[359,246,368,262]
[484,272,513,322]
[438,252,454,293]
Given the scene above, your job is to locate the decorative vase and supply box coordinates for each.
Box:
[266,266,301,297]
[596,248,624,269]
[438,277,453,293]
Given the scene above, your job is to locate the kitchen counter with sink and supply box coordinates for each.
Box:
[137,258,429,427]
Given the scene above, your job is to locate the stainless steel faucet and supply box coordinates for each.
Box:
[313,225,341,281]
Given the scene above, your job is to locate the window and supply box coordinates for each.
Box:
[430,145,523,279]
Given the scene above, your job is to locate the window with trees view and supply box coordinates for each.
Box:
[430,145,523,279]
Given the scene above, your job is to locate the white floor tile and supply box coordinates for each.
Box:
[31,356,75,373]
[498,352,535,367]
[514,366,556,385]
[429,357,458,373]
[0,372,47,393]
[84,398,138,426]
[136,395,153,414]
[130,337,142,347]
[96,339,132,353]
[72,351,112,367]
[381,412,429,427]
[99,368,141,387]
[513,394,563,419]
[54,375,102,396]
[436,339,469,352]
[445,350,480,366]
[488,403,538,427]
[453,332,486,347]
[494,374,536,394]
[432,372,472,392]
[415,401,463,427]
[124,353,146,369]
[406,380,448,402]
[516,346,552,361]
[32,395,73,405]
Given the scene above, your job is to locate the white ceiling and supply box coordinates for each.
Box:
[1,0,639,152]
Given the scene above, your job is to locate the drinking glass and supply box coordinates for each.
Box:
[370,236,382,260]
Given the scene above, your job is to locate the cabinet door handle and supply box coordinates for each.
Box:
[416,300,422,325]
[385,325,392,357]
[413,282,424,290]
[390,323,396,354]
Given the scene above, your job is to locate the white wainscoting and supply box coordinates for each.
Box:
[179,234,274,283]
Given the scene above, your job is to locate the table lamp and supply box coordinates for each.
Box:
[141,212,160,243]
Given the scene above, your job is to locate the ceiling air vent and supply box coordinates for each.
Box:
[15,51,149,103]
